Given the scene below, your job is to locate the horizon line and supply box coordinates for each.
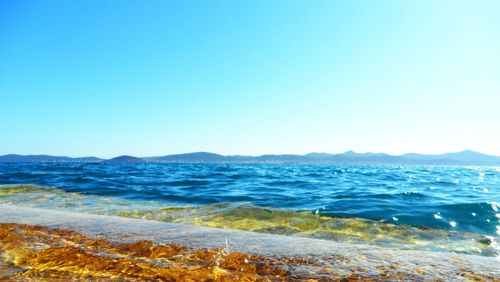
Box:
[1,149,498,159]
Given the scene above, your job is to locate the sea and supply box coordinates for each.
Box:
[1,162,499,257]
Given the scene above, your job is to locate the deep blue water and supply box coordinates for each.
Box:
[0,162,499,236]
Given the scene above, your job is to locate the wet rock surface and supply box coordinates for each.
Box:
[0,205,499,281]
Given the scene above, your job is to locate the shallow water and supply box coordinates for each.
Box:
[1,211,497,281]
[0,163,499,257]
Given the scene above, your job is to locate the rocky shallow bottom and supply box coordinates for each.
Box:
[0,204,498,281]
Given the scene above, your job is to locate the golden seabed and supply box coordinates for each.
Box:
[0,223,498,281]
[0,223,359,281]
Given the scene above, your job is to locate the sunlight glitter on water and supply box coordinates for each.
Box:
[1,184,499,258]
[1,163,500,258]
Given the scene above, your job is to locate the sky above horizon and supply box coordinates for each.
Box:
[1,1,500,158]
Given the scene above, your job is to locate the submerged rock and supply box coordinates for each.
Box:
[0,204,498,281]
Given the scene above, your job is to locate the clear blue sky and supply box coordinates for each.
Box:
[1,1,499,158]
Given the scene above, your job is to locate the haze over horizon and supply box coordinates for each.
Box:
[2,1,499,158]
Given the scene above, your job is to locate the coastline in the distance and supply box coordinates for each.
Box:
[1,150,500,166]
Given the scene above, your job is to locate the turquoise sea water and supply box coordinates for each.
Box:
[1,163,499,256]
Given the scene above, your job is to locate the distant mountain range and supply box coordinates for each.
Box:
[0,154,102,163]
[1,150,500,166]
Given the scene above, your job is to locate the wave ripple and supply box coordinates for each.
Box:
[0,163,499,240]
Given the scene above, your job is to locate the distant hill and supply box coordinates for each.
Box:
[402,150,500,165]
[146,152,227,162]
[143,150,500,165]
[103,155,145,163]
[0,154,102,163]
[1,150,500,166]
